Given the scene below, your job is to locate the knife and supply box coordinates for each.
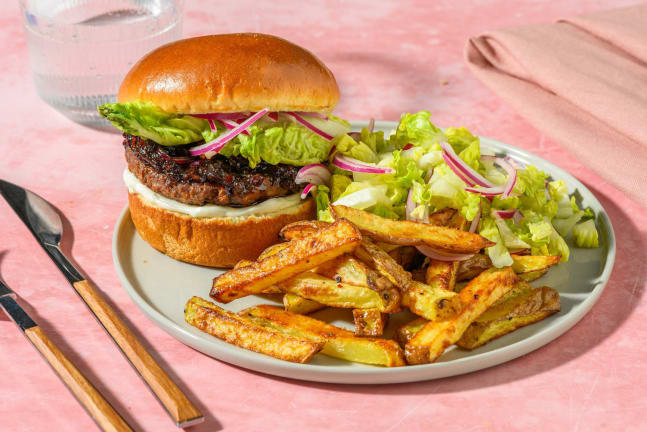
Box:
[0,179,204,428]
[0,279,133,431]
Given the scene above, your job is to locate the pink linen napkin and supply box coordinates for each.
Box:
[465,4,647,208]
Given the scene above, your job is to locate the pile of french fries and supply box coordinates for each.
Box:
[185,205,562,367]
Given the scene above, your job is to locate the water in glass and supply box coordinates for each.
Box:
[20,0,183,132]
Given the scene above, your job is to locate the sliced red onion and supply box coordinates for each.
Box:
[296,163,331,185]
[492,209,516,219]
[424,167,434,183]
[368,118,375,133]
[286,112,333,140]
[402,143,414,150]
[443,153,477,187]
[405,188,429,223]
[494,209,524,223]
[464,185,507,196]
[480,155,517,198]
[348,132,361,140]
[417,245,475,262]
[267,112,279,122]
[513,210,523,225]
[300,184,317,199]
[469,204,482,233]
[192,113,248,121]
[189,109,268,156]
[504,156,526,169]
[295,111,328,120]
[510,248,529,255]
[440,141,493,188]
[220,118,250,136]
[332,155,395,174]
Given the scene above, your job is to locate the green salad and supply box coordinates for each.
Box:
[315,111,598,267]
[99,100,598,267]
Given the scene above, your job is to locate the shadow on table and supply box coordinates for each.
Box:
[230,184,645,395]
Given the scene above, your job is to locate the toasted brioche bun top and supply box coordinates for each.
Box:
[118,33,339,113]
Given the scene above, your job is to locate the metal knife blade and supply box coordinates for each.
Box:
[0,279,37,331]
[0,179,83,284]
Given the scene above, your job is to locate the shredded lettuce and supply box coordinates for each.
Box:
[220,122,332,167]
[315,185,333,222]
[480,218,514,267]
[388,111,444,149]
[98,101,215,145]
[309,109,599,263]
[330,174,352,202]
[573,219,599,248]
[98,101,334,167]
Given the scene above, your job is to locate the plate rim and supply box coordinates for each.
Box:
[112,121,616,384]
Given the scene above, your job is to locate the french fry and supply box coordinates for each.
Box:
[402,281,462,321]
[428,208,457,226]
[511,255,561,274]
[279,220,329,241]
[395,317,428,347]
[425,212,468,291]
[257,242,290,261]
[456,254,491,281]
[283,293,325,314]
[456,254,560,281]
[405,267,518,364]
[411,268,426,282]
[425,260,458,291]
[331,205,493,254]
[316,254,375,287]
[234,260,281,294]
[185,297,323,363]
[211,219,362,303]
[354,238,413,291]
[388,246,418,270]
[352,309,389,337]
[277,272,400,312]
[457,285,560,349]
[374,242,401,253]
[242,305,405,367]
[518,269,548,282]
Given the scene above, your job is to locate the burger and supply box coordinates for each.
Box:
[99,33,350,268]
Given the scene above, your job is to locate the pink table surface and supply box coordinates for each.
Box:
[1,1,646,431]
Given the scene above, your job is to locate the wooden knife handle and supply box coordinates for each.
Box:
[25,326,133,432]
[72,279,203,427]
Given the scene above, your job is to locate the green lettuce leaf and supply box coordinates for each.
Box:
[98,101,215,145]
[98,101,334,167]
[479,217,514,268]
[315,185,333,222]
[573,219,599,248]
[330,174,352,202]
[388,111,444,149]
[333,134,379,163]
[220,122,332,168]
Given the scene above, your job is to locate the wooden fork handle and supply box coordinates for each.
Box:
[25,326,133,432]
[72,279,203,427]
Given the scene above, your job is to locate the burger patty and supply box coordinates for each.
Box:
[124,134,302,206]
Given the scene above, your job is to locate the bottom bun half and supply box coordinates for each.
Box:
[128,192,316,268]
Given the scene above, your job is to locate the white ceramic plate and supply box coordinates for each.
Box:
[112,121,615,384]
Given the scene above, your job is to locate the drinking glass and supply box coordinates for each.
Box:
[19,0,184,132]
